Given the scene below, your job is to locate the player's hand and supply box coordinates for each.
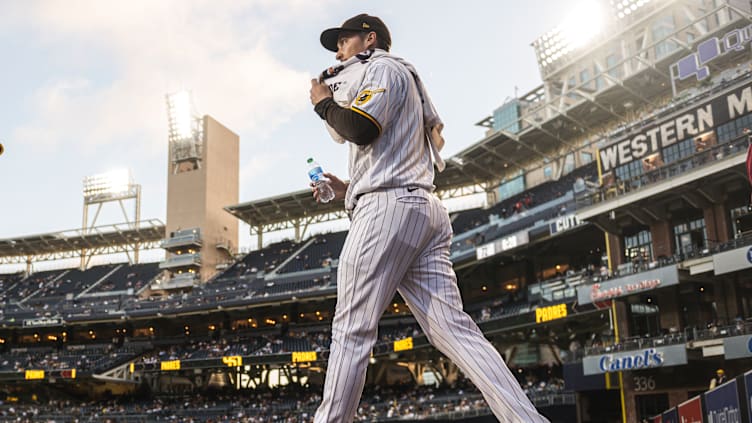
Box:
[310,172,347,202]
[310,79,333,105]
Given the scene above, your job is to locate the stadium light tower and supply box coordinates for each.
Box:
[166,90,203,173]
[82,169,142,265]
[532,0,608,73]
[610,0,653,19]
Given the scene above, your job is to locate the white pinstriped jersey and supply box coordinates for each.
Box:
[344,57,435,211]
[315,52,550,423]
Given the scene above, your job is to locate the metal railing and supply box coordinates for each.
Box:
[584,319,752,356]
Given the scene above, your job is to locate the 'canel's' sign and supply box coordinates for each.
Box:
[582,344,687,375]
[598,82,752,172]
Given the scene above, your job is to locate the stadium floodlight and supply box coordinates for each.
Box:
[81,168,142,258]
[610,0,652,19]
[166,90,194,142]
[166,90,203,171]
[533,0,608,70]
[83,169,135,201]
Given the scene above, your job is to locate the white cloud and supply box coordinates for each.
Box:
[8,0,335,156]
[239,150,291,195]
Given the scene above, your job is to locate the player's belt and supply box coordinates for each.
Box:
[348,186,430,219]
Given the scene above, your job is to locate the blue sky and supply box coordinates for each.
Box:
[0,0,572,248]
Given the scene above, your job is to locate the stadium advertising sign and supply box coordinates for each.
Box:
[745,371,752,423]
[662,407,678,423]
[475,231,529,260]
[393,337,414,352]
[582,344,687,376]
[160,360,181,371]
[291,351,317,363]
[535,303,568,323]
[577,265,679,305]
[598,82,752,172]
[672,25,752,83]
[704,380,741,423]
[222,356,242,367]
[723,335,752,360]
[677,396,703,423]
[24,370,44,380]
[22,317,62,328]
[549,214,582,235]
[713,245,752,275]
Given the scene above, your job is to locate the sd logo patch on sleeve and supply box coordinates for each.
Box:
[355,88,385,106]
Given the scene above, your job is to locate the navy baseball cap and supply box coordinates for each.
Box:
[320,14,391,52]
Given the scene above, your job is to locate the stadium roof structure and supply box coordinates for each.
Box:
[227,1,752,238]
[0,219,165,266]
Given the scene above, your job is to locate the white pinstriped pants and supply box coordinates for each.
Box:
[314,187,549,423]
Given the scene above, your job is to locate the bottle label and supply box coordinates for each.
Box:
[308,166,324,182]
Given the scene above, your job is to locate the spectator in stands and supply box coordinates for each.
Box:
[601,172,616,200]
[558,204,567,216]
[524,194,533,209]
[642,157,656,172]
[513,200,523,214]
[709,368,727,389]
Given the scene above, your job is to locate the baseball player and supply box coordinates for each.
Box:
[308,14,550,423]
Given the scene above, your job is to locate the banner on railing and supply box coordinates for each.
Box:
[723,335,752,360]
[661,407,678,423]
[713,245,752,275]
[597,80,752,173]
[577,265,679,305]
[549,214,582,235]
[24,370,44,380]
[535,303,568,323]
[582,344,687,375]
[291,351,317,363]
[160,360,181,371]
[677,396,702,423]
[22,317,63,328]
[704,380,741,423]
[222,356,243,367]
[476,231,529,261]
[394,337,414,352]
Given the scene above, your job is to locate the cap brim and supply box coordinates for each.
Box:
[320,28,342,52]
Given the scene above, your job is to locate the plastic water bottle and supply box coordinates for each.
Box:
[307,158,335,203]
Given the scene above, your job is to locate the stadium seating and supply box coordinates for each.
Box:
[0,372,571,422]
[222,239,303,277]
[33,264,118,299]
[450,163,596,255]
[0,272,24,296]
[0,269,68,304]
[0,342,148,374]
[86,262,160,294]
[253,277,332,298]
[276,231,347,274]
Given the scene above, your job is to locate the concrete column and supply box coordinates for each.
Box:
[657,288,681,332]
[607,233,624,268]
[650,221,673,259]
[622,374,637,423]
[703,204,729,246]
[668,389,689,408]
